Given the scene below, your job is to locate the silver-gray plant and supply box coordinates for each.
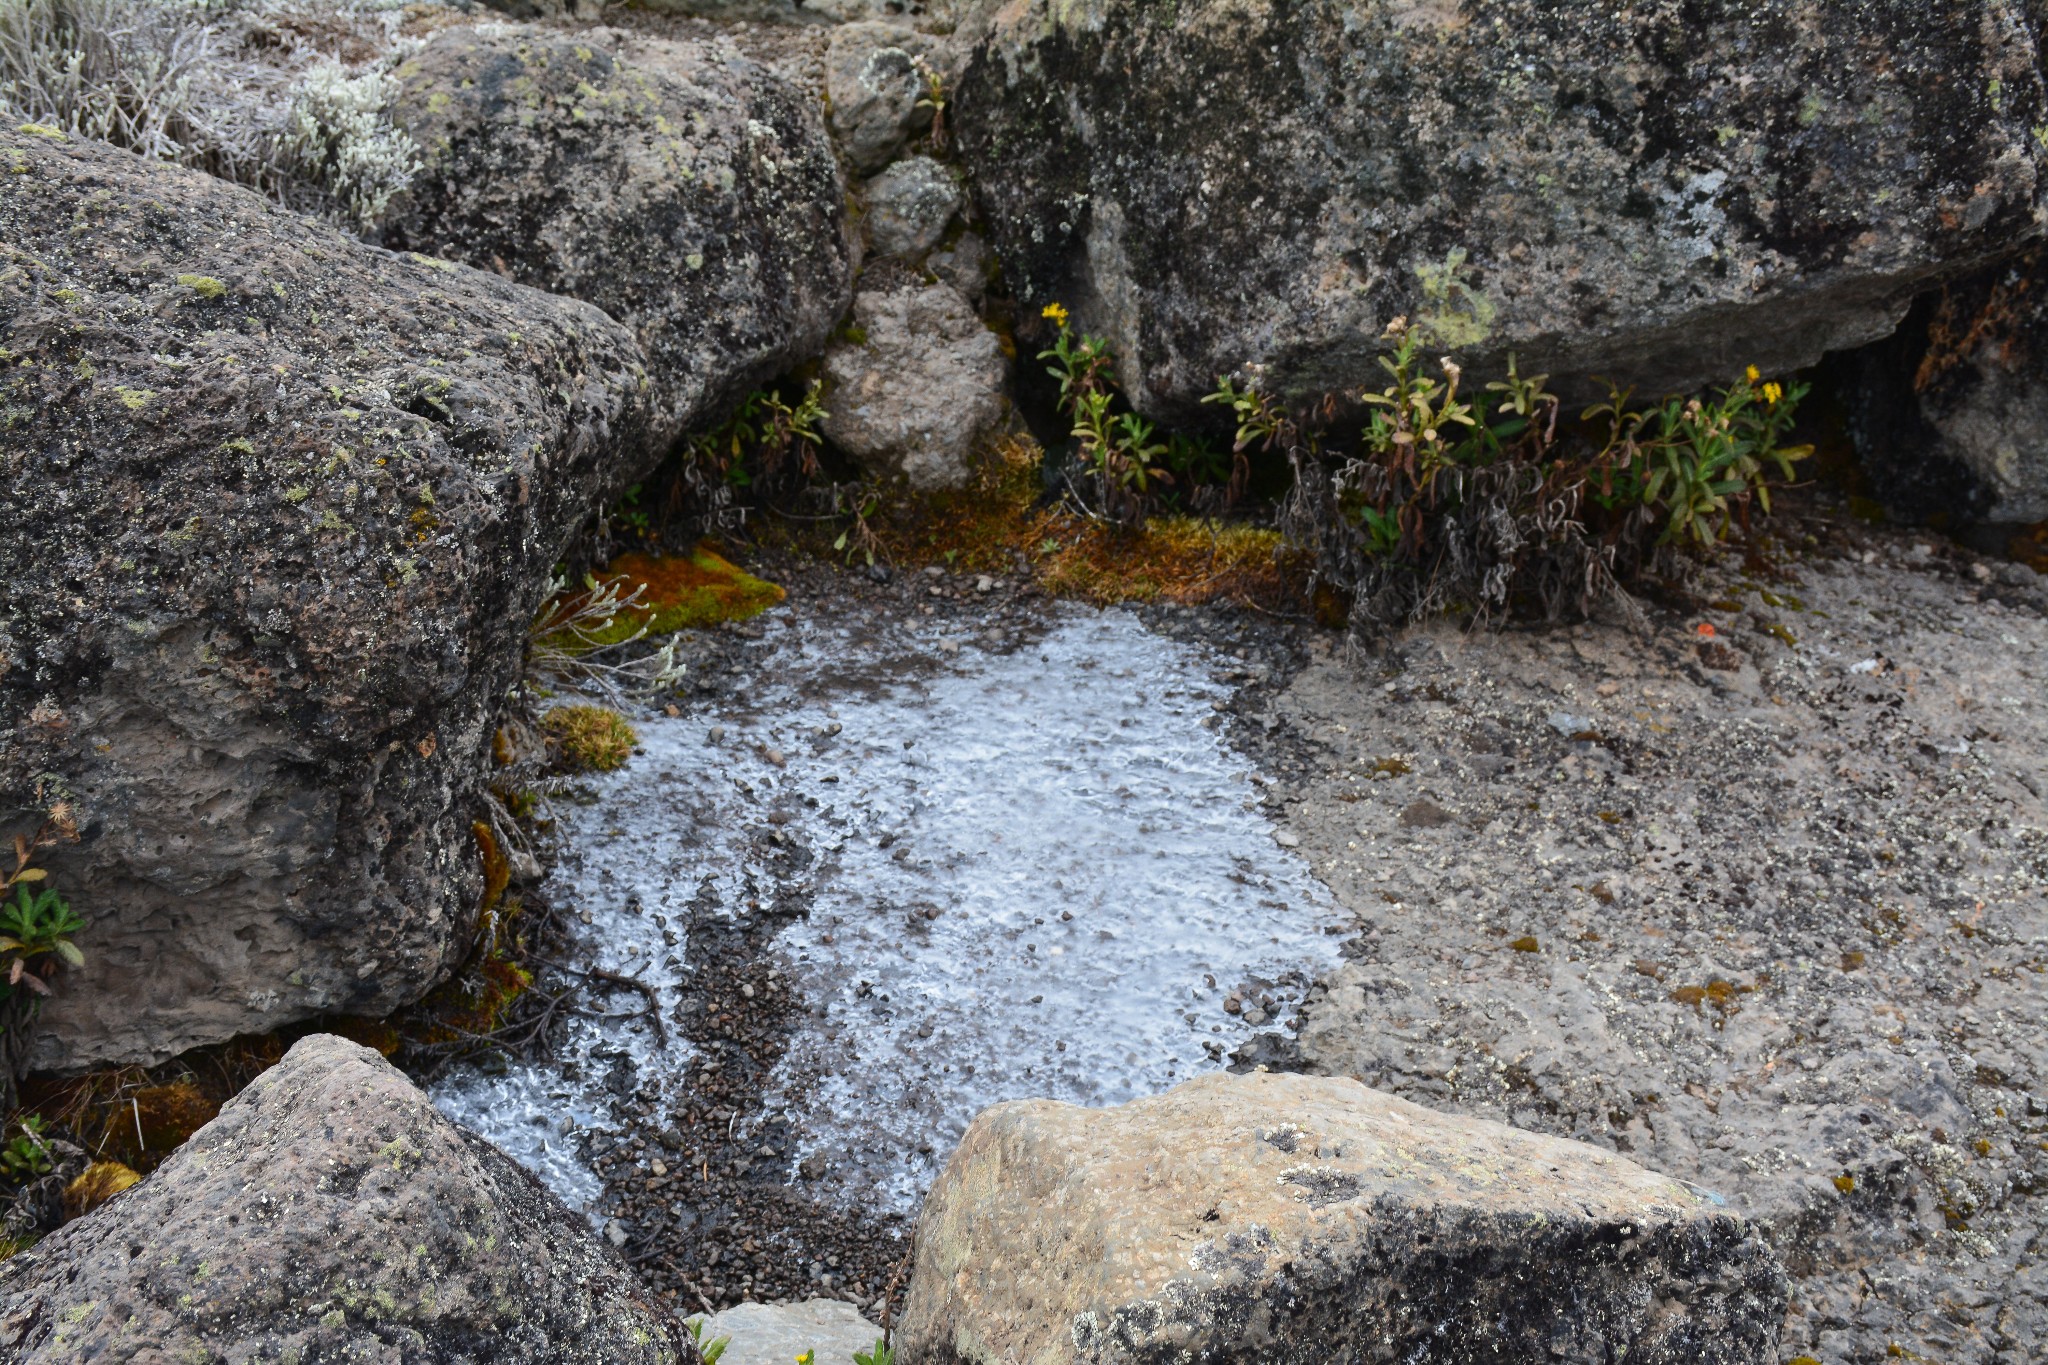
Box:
[0,0,421,231]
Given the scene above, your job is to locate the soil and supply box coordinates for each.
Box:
[1243,507,2048,1363]
[465,495,2048,1357]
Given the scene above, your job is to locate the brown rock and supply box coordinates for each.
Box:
[899,1070,1786,1363]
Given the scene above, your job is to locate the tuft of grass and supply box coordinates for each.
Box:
[543,704,637,773]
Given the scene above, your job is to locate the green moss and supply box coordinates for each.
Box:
[175,274,225,300]
[543,705,637,772]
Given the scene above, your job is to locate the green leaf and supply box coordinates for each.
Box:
[54,939,82,968]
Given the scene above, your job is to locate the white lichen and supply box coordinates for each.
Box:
[0,0,424,231]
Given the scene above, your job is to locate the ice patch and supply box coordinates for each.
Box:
[434,603,1343,1214]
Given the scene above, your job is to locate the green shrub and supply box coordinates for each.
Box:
[1228,318,1810,631]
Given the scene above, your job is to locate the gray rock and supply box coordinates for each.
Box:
[387,27,850,446]
[928,230,992,307]
[955,0,2048,418]
[822,283,1005,488]
[826,22,942,175]
[0,127,654,1070]
[698,1300,883,1365]
[862,155,961,260]
[0,1035,687,1362]
[1838,248,2048,527]
[899,1070,1787,1363]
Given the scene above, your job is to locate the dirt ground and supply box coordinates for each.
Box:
[1245,516,2048,1363]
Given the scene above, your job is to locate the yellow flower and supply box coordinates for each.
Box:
[1762,381,1783,404]
[1041,302,1070,327]
[1745,364,1760,384]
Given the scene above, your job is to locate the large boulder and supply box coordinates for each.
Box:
[822,282,1006,489]
[0,126,654,1069]
[0,1035,687,1362]
[899,1070,1788,1364]
[1835,247,2048,528]
[385,26,851,447]
[955,0,2048,418]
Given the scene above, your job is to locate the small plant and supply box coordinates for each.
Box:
[854,1340,896,1365]
[1,882,85,985]
[1,803,83,1108]
[542,705,638,773]
[529,569,685,701]
[0,0,422,232]
[1038,303,1178,528]
[682,1314,730,1364]
[686,381,829,493]
[1232,305,1811,631]
[911,54,946,152]
[0,1115,53,1184]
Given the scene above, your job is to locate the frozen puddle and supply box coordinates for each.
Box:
[434,603,1343,1213]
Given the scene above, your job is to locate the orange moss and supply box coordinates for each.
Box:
[399,895,536,1049]
[572,543,785,646]
[791,432,1310,613]
[131,1080,221,1151]
[473,821,511,915]
[62,1161,139,1220]
[324,1016,402,1056]
[2011,521,2047,574]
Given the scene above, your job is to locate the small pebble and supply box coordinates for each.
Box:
[1275,830,1301,848]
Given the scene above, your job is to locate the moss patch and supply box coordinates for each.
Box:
[543,704,637,773]
[569,544,785,648]
[783,432,1309,612]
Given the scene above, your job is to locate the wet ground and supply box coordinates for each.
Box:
[433,560,1343,1311]
[439,511,2048,1357]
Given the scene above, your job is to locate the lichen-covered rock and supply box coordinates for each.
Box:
[1836,247,2048,527]
[0,1035,687,1363]
[386,27,850,446]
[955,0,2048,418]
[863,154,961,259]
[822,283,1005,488]
[827,22,945,175]
[0,126,654,1069]
[898,1071,1787,1364]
